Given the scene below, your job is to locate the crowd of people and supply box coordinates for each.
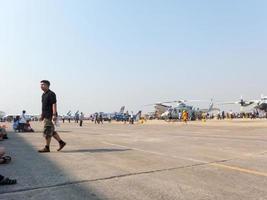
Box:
[163,109,267,122]
[93,113,104,124]
[205,111,267,120]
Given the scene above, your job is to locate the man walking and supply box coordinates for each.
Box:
[79,112,84,127]
[38,80,66,153]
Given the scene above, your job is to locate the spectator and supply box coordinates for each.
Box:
[0,147,11,164]
[0,126,8,140]
[19,110,27,132]
[13,116,20,132]
[79,112,84,127]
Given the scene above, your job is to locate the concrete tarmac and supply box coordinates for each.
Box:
[0,120,267,200]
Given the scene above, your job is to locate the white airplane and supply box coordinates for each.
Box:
[0,111,6,119]
[254,95,267,112]
[196,100,220,113]
[221,95,267,112]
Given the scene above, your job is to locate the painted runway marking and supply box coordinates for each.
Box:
[211,163,267,177]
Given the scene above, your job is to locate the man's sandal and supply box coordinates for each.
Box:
[0,156,11,164]
[0,177,17,185]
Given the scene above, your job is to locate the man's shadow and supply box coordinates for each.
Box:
[33,130,72,133]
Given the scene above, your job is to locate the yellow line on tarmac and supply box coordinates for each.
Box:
[103,141,267,177]
[211,163,267,177]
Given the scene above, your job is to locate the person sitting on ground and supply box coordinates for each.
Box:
[0,147,11,164]
[24,120,34,132]
[0,126,8,140]
[13,116,20,132]
[0,174,16,185]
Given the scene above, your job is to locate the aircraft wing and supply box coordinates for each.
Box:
[0,111,6,118]
[220,103,236,105]
[249,100,260,104]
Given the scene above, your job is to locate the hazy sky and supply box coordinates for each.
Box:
[0,0,266,114]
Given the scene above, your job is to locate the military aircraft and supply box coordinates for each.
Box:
[111,106,126,120]
[148,99,219,120]
[61,110,80,120]
[160,100,195,119]
[221,95,267,112]
[114,110,142,122]
[148,103,170,118]
[112,108,142,122]
[255,95,267,112]
[96,106,126,121]
[0,111,6,121]
[0,111,5,118]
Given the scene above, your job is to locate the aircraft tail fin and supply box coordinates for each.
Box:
[66,111,72,116]
[207,99,220,112]
[119,106,125,114]
[208,100,214,113]
[135,111,142,121]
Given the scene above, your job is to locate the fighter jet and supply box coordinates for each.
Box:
[112,109,141,122]
[62,110,79,120]
[96,106,126,121]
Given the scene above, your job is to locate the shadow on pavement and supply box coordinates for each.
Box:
[33,130,73,133]
[0,131,108,200]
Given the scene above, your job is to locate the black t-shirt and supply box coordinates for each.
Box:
[42,90,57,119]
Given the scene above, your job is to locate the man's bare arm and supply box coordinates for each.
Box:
[52,103,57,120]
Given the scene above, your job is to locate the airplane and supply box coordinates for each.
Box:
[220,95,267,112]
[114,110,142,122]
[196,100,220,114]
[0,111,6,121]
[134,110,142,121]
[111,106,126,121]
[61,110,80,120]
[255,95,267,112]
[96,106,126,121]
[0,111,5,118]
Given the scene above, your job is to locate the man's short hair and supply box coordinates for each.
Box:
[41,80,50,87]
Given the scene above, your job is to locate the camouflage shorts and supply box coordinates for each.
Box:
[43,118,56,138]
